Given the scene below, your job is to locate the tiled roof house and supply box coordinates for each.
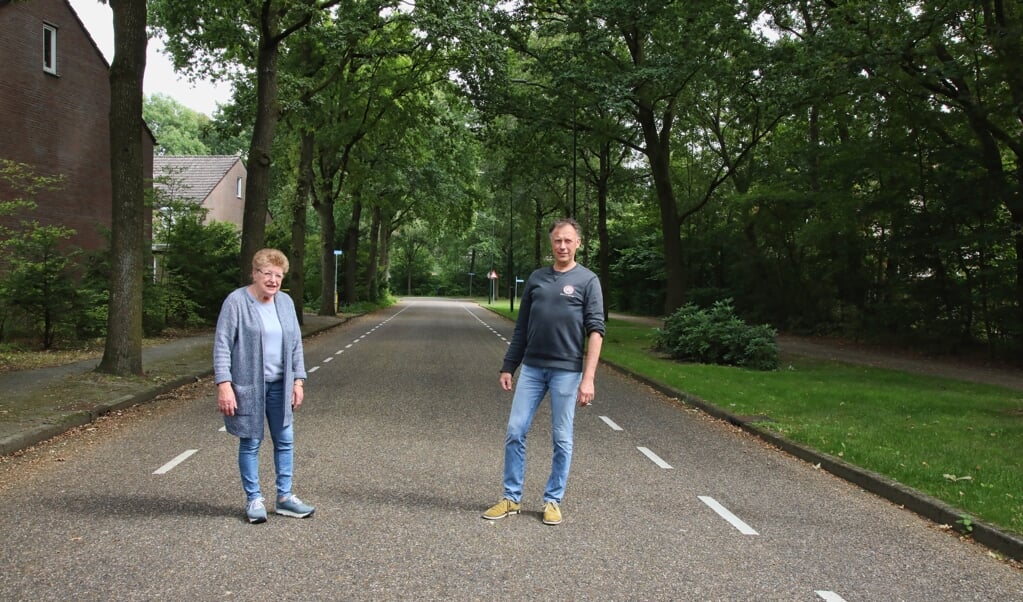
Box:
[153,155,247,229]
[0,0,155,254]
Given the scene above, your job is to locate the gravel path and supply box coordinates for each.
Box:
[776,335,1023,391]
[608,313,1023,392]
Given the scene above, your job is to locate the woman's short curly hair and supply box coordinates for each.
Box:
[251,248,290,273]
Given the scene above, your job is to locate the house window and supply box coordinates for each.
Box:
[43,23,58,75]
[236,176,243,198]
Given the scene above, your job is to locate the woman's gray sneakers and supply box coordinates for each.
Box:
[275,494,315,518]
[246,497,267,524]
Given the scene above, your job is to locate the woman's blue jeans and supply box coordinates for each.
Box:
[503,364,582,504]
[238,380,293,502]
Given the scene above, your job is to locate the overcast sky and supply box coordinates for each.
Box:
[68,0,233,116]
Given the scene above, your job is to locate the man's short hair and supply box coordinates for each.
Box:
[549,217,581,236]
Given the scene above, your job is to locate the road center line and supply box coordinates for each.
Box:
[698,495,758,535]
[308,366,319,373]
[815,592,847,602]
[637,446,672,468]
[153,449,198,474]
[599,416,623,431]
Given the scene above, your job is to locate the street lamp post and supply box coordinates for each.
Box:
[333,249,343,314]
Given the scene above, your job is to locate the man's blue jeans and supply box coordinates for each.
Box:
[503,364,582,504]
[238,380,293,502]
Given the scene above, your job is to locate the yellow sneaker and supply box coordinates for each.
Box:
[482,498,521,520]
[542,501,562,525]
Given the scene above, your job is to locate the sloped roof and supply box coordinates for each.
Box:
[153,155,242,204]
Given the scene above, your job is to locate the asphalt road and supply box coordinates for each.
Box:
[0,298,1020,601]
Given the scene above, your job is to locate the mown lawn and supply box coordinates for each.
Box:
[482,301,1023,538]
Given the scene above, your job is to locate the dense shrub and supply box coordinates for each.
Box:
[0,221,79,349]
[154,201,240,323]
[656,299,778,370]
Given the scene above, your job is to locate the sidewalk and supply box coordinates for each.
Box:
[0,314,345,457]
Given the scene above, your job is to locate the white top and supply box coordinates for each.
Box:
[256,299,283,381]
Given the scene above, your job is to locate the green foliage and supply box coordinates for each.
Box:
[154,200,240,325]
[0,161,78,349]
[145,1,1023,362]
[608,231,664,315]
[148,273,207,332]
[72,282,109,339]
[0,222,79,349]
[956,515,975,535]
[75,243,179,339]
[656,299,778,370]
[144,93,212,155]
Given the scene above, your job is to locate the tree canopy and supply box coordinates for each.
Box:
[88,0,1023,359]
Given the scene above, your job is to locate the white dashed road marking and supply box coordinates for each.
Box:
[312,304,413,370]
[637,446,673,469]
[815,592,847,602]
[599,416,623,431]
[698,495,758,535]
[464,305,511,345]
[153,449,198,474]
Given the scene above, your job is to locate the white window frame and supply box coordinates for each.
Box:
[43,23,57,75]
[236,176,243,198]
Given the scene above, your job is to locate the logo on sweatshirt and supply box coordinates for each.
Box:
[562,285,575,296]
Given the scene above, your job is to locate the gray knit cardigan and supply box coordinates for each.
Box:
[213,287,307,439]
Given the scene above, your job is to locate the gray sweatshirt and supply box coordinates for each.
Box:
[502,264,605,374]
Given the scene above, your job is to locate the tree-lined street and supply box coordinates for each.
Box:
[1,299,1019,600]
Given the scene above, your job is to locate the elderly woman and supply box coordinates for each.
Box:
[214,248,314,524]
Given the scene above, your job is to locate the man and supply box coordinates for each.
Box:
[483,218,605,525]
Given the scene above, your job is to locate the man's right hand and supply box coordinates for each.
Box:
[499,372,514,391]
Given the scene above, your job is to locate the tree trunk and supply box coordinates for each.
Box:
[342,198,362,305]
[379,219,392,295]
[239,35,281,280]
[290,131,314,325]
[98,0,147,376]
[314,192,337,315]
[636,105,686,315]
[366,205,381,302]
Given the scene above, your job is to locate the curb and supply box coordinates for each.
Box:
[0,317,346,458]
[0,371,214,458]
[602,359,1023,563]
[0,412,92,457]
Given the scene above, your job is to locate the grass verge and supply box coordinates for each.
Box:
[482,300,1023,538]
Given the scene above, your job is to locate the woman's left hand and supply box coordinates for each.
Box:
[292,381,304,409]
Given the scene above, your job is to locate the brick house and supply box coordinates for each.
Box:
[153,155,247,230]
[0,0,155,255]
